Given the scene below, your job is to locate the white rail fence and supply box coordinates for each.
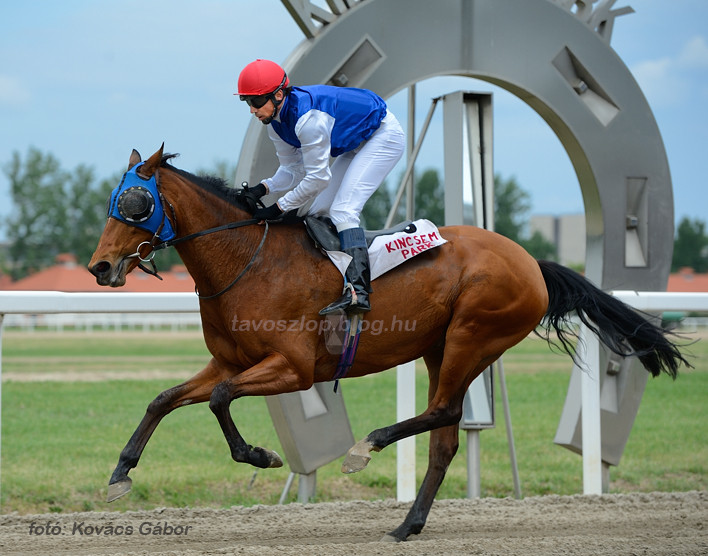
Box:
[0,289,201,331]
[1,290,706,497]
[4,311,203,331]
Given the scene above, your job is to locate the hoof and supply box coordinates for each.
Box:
[250,446,283,468]
[106,478,132,502]
[342,439,375,474]
[264,449,283,468]
[381,533,401,543]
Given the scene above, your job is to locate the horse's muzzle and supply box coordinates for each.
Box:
[89,259,128,287]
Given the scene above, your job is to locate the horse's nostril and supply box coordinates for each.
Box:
[91,260,112,277]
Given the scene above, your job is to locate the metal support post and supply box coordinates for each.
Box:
[297,471,317,503]
[278,472,296,504]
[406,84,416,218]
[396,360,417,501]
[278,471,318,504]
[385,98,440,227]
[394,92,420,502]
[580,324,603,494]
[497,359,522,499]
[466,430,481,498]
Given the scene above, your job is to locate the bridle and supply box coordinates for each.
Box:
[109,165,268,299]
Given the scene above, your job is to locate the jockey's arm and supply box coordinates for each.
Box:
[276,110,333,212]
[261,126,305,195]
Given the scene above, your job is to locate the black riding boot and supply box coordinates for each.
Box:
[320,228,372,315]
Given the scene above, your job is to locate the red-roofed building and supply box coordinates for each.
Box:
[667,267,708,293]
[0,272,13,290]
[2,253,195,293]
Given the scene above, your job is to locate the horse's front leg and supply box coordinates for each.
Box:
[208,352,311,469]
[107,359,226,502]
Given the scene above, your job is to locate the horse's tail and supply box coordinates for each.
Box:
[536,259,689,379]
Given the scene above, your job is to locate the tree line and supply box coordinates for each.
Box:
[2,147,706,280]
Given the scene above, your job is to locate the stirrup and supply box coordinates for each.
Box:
[319,283,370,316]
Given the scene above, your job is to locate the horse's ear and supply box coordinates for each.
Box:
[140,143,165,178]
[128,149,142,170]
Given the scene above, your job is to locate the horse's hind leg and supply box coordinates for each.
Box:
[344,307,513,475]
[382,348,460,541]
[385,423,460,542]
[342,355,473,475]
[107,359,225,502]
[341,331,495,540]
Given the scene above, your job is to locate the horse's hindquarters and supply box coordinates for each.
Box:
[342,226,548,376]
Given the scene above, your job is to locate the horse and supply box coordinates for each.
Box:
[88,144,688,542]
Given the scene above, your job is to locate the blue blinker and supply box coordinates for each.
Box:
[107,162,176,242]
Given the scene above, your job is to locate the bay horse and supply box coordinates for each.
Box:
[88,145,687,542]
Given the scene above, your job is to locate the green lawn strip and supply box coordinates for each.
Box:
[1,332,704,514]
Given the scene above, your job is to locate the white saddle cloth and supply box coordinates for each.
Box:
[326,219,448,280]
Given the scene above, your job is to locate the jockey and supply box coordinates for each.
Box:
[236,59,405,315]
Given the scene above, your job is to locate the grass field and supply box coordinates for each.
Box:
[1,328,705,514]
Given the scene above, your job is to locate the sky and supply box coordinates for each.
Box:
[1,0,707,242]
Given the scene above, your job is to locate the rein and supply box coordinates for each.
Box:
[194,221,269,300]
[154,218,261,251]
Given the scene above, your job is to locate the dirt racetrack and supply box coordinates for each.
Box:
[1,491,705,555]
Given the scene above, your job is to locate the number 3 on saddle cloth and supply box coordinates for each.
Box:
[304,216,448,389]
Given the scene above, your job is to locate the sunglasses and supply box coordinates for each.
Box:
[240,94,271,109]
[239,74,288,109]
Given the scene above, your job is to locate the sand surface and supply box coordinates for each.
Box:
[1,491,705,555]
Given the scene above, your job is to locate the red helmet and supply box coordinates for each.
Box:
[237,59,289,96]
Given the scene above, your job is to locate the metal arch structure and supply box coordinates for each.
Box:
[236,0,676,491]
[237,0,674,292]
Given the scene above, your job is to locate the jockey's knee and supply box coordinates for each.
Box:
[330,212,361,231]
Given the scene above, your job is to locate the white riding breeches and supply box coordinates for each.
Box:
[308,111,405,231]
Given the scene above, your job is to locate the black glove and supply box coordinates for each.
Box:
[253,203,283,222]
[243,182,267,199]
[237,182,268,213]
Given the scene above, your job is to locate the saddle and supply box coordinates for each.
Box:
[304,215,416,252]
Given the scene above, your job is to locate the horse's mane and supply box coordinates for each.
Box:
[159,153,254,214]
